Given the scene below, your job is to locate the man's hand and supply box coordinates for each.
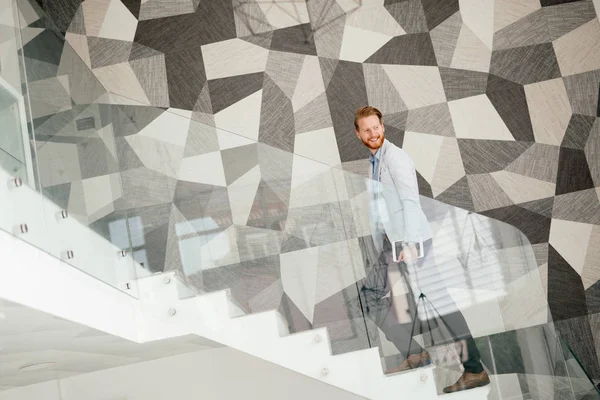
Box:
[397,244,418,262]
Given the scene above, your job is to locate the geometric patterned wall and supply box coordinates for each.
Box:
[11,0,600,384]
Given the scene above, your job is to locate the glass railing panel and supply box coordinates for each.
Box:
[472,323,598,400]
[0,165,50,256]
[105,103,196,278]
[33,102,142,293]
[94,98,572,394]
[0,148,27,183]
[361,170,597,396]
[471,325,571,399]
[95,100,552,389]
[0,87,28,183]
[11,0,144,296]
[0,0,36,187]
[559,334,600,399]
[340,171,588,396]
[0,20,50,255]
[94,101,376,351]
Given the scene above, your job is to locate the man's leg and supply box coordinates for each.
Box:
[423,286,489,392]
[405,240,488,386]
[443,335,489,393]
[360,242,428,370]
[434,309,485,372]
[361,251,401,346]
[462,337,484,373]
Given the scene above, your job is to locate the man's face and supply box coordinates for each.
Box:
[356,115,385,152]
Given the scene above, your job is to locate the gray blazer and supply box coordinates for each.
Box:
[369,139,432,248]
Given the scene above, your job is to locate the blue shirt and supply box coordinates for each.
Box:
[369,148,382,181]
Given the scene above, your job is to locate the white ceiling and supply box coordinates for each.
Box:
[0,298,222,391]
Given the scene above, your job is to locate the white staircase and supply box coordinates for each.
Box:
[0,166,490,399]
[135,271,491,400]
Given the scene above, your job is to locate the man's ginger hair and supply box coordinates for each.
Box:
[354,106,383,130]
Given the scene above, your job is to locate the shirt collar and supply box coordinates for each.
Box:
[369,147,382,163]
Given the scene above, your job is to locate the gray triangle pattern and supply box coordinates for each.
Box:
[240,32,273,50]
[185,120,219,157]
[553,189,600,225]
[257,144,293,207]
[221,143,258,185]
[429,11,462,67]
[505,143,561,183]
[129,42,163,61]
[406,103,455,136]
[193,82,213,115]
[88,37,133,69]
[259,75,295,153]
[318,57,339,89]
[265,51,305,100]
[67,5,87,35]
[518,197,555,218]
[294,92,333,134]
[363,63,407,115]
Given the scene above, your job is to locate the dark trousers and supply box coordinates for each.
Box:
[360,238,483,374]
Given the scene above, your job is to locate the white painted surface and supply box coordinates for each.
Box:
[0,348,365,400]
[0,297,221,390]
[0,381,60,400]
[0,228,140,341]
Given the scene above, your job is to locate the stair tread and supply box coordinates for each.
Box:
[436,385,491,398]
[141,271,494,399]
[384,363,435,379]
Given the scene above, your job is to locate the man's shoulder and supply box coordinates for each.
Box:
[383,140,413,165]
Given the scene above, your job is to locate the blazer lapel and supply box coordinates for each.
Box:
[377,140,390,182]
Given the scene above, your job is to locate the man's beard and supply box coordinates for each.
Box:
[361,134,384,150]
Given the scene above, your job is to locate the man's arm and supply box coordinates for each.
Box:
[387,149,423,245]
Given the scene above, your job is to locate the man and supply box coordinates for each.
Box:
[355,106,490,393]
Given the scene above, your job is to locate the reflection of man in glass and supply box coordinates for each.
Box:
[355,106,489,393]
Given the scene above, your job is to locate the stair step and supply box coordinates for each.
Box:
[437,386,491,399]
[135,276,493,399]
[135,271,182,303]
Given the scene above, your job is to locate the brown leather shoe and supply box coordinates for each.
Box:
[443,370,490,393]
[388,351,431,373]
